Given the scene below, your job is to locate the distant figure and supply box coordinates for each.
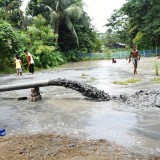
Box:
[15,55,23,76]
[24,49,34,74]
[129,45,141,74]
[156,55,160,59]
[112,58,116,63]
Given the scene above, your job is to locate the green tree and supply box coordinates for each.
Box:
[122,0,160,49]
[0,0,26,28]
[28,0,84,48]
[105,0,160,49]
[26,15,58,68]
[0,20,18,71]
[105,9,130,46]
[58,12,101,52]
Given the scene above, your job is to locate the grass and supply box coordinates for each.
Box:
[154,61,159,76]
[90,77,97,81]
[80,73,90,79]
[81,73,89,76]
[80,73,97,81]
[113,78,141,85]
[153,77,160,84]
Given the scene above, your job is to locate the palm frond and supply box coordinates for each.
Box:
[50,11,59,29]
[56,1,59,11]
[57,0,70,11]
[64,2,83,20]
[43,5,53,12]
[65,17,79,47]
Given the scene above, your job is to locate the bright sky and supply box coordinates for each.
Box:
[21,0,126,33]
[20,0,29,12]
[83,0,126,32]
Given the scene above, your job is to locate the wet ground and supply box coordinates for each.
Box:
[0,57,160,158]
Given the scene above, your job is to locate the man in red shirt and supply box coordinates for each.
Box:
[129,45,141,74]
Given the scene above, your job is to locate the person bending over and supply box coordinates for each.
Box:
[24,49,34,74]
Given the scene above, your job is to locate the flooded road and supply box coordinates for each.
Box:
[0,58,160,157]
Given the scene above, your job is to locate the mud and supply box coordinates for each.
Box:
[48,78,110,101]
[0,133,157,160]
[49,79,160,110]
[0,58,160,159]
[116,90,160,109]
[0,78,160,107]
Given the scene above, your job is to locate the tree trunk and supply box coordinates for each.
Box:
[17,1,27,29]
[54,16,61,49]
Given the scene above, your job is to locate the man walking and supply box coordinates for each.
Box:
[129,45,141,74]
[24,49,34,74]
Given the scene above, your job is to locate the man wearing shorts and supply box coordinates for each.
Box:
[129,45,141,74]
[24,50,34,74]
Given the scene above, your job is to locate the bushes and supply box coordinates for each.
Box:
[0,20,19,72]
[36,51,65,69]
[15,15,63,70]
[63,50,83,62]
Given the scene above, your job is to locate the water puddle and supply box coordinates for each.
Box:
[0,59,160,156]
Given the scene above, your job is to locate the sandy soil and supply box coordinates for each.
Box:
[0,133,159,160]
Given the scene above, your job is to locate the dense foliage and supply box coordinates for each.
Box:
[0,0,101,73]
[104,0,160,50]
[0,20,18,72]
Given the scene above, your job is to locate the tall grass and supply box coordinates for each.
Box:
[154,61,159,76]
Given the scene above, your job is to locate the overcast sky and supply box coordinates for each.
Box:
[21,0,126,33]
[83,0,126,32]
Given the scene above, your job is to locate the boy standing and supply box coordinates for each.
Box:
[15,55,23,76]
[24,50,34,74]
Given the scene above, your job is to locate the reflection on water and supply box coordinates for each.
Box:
[0,59,160,156]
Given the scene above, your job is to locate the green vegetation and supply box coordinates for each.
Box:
[104,0,160,50]
[1,0,160,73]
[0,0,101,73]
[90,77,97,81]
[153,77,160,84]
[80,73,89,78]
[113,78,141,85]
[80,74,96,81]
[154,61,159,76]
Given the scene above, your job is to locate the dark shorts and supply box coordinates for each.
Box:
[29,64,34,73]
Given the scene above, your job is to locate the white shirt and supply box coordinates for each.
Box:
[28,52,34,64]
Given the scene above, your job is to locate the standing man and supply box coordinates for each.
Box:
[24,49,34,74]
[129,45,141,74]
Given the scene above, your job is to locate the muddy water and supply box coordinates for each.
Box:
[0,58,160,156]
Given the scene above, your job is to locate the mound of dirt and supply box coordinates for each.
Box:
[0,133,151,160]
[117,90,160,109]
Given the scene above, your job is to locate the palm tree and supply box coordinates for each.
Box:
[44,0,84,48]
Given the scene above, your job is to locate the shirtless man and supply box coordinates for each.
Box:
[129,45,141,74]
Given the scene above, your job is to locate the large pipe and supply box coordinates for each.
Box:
[0,80,50,92]
[0,78,111,101]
